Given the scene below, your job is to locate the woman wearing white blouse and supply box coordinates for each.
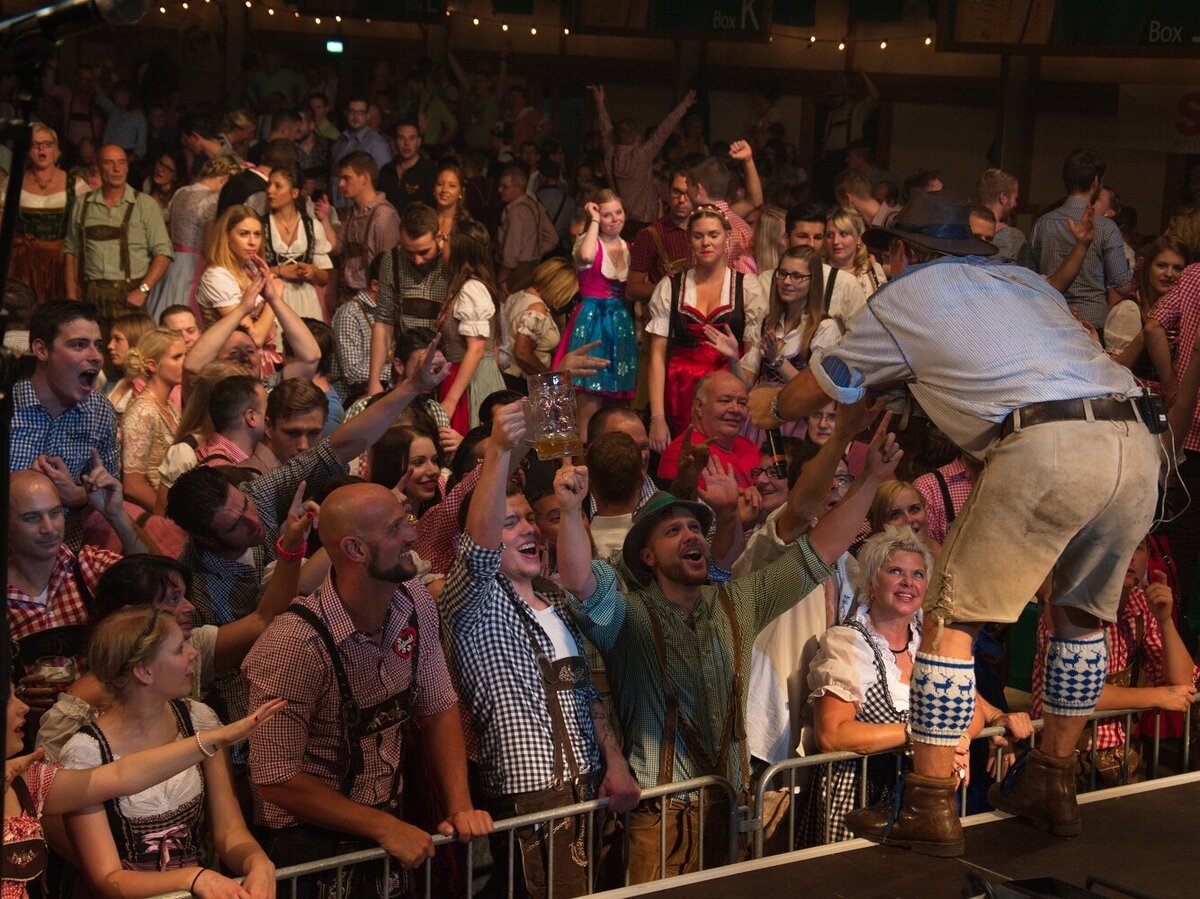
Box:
[263,167,333,322]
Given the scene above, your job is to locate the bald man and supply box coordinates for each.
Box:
[8,457,147,723]
[244,482,491,898]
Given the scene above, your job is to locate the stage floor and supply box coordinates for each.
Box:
[601,771,1200,898]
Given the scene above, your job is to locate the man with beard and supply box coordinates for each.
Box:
[244,481,492,898]
[555,414,900,882]
[367,202,449,395]
[167,337,450,742]
[443,402,640,897]
[656,370,759,487]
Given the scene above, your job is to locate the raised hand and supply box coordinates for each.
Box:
[407,334,451,395]
[555,339,611,379]
[697,455,739,515]
[728,139,753,162]
[438,426,463,457]
[491,400,528,451]
[81,448,124,519]
[587,84,605,105]
[554,457,589,513]
[738,485,763,529]
[1145,569,1175,625]
[584,201,600,221]
[313,195,331,221]
[279,480,317,556]
[681,88,698,109]
[861,411,902,483]
[702,323,741,362]
[1069,204,1096,245]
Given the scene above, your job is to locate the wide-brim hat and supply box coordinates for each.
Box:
[864,188,998,258]
[621,491,713,587]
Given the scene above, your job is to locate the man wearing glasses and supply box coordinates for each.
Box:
[329,98,392,207]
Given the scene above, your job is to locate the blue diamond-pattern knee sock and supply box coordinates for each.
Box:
[909,652,977,746]
[1043,632,1107,717]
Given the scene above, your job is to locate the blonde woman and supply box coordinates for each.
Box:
[61,607,278,898]
[753,205,788,273]
[10,122,81,300]
[866,479,942,556]
[504,257,579,378]
[120,328,185,512]
[825,206,887,298]
[104,311,156,419]
[147,154,241,322]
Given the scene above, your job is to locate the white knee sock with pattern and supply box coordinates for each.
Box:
[1043,632,1107,717]
[909,652,977,747]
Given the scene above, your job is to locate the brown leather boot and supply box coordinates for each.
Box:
[844,773,964,857]
[987,747,1080,836]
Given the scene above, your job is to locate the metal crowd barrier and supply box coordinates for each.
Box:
[749,699,1197,859]
[148,774,739,898]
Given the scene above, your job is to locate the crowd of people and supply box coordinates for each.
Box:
[4,48,1200,899]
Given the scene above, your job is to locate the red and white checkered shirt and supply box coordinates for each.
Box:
[413,465,482,578]
[243,576,459,829]
[1149,263,1200,452]
[711,200,757,275]
[196,433,250,467]
[7,545,120,672]
[1032,587,1200,750]
[912,457,977,546]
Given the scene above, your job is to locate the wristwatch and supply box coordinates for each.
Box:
[138,283,151,294]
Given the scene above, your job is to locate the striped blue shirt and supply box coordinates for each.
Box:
[810,256,1141,458]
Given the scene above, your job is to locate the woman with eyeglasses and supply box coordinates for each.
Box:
[9,122,79,302]
[141,150,184,223]
[57,606,282,898]
[646,204,766,450]
[748,246,840,389]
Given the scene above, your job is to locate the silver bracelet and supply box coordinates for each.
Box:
[770,390,785,425]
[195,733,216,758]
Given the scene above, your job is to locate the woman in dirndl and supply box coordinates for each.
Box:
[556,189,637,436]
[8,123,78,302]
[645,204,765,452]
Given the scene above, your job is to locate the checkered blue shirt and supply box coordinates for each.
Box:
[11,378,121,478]
[442,533,602,798]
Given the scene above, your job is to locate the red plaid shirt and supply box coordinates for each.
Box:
[912,458,978,546]
[243,576,458,828]
[7,545,120,671]
[629,216,690,286]
[1149,263,1200,452]
[712,200,757,275]
[413,466,481,578]
[1033,587,1200,749]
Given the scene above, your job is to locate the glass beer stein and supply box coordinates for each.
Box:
[528,372,583,461]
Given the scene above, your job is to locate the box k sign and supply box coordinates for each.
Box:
[1119,85,1200,154]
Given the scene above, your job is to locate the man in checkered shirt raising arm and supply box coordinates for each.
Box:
[442,401,641,899]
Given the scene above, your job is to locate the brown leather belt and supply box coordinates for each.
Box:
[1000,396,1138,438]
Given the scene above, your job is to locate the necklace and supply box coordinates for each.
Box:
[889,645,907,655]
[29,168,56,191]
[274,212,300,248]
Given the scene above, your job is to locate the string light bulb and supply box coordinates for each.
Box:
[243,1,249,7]
[501,22,508,31]
[267,7,274,14]
[335,15,341,22]
[472,17,479,25]
[880,39,887,49]
[181,1,188,8]
[158,5,165,12]
[925,34,933,45]
[809,35,816,44]
[530,26,536,35]
[837,40,845,51]
[314,16,321,24]
[563,27,569,35]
